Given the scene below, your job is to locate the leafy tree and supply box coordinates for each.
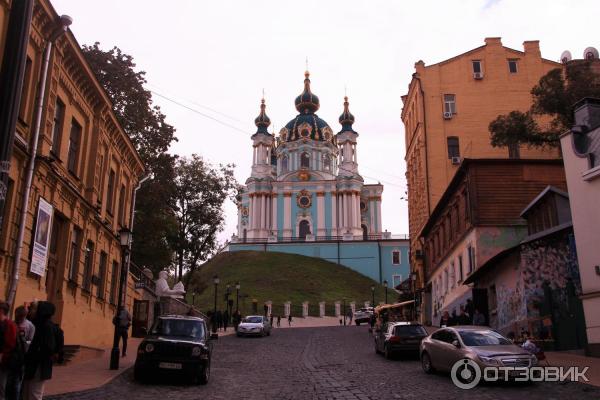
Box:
[489,61,600,148]
[170,155,238,284]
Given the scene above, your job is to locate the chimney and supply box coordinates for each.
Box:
[523,40,541,57]
[484,37,502,47]
[574,98,600,131]
[414,60,425,74]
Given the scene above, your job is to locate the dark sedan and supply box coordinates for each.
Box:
[134,315,217,385]
[374,322,428,359]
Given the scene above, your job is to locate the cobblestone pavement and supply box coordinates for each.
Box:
[47,326,600,400]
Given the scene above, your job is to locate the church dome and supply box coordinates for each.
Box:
[339,96,355,131]
[254,98,271,134]
[295,71,320,113]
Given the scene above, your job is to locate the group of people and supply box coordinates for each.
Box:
[268,314,291,328]
[206,310,232,332]
[439,299,486,327]
[0,300,64,400]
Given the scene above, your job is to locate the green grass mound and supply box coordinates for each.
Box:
[188,251,387,317]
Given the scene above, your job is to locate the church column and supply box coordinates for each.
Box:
[250,194,256,232]
[283,192,292,238]
[376,196,383,233]
[316,192,325,237]
[256,194,262,233]
[354,191,361,228]
[340,192,346,230]
[369,197,376,234]
[331,191,337,237]
[271,193,278,236]
[349,191,356,231]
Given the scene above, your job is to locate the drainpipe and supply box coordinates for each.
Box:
[7,15,73,310]
[377,240,382,284]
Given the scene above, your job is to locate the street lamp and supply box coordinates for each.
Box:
[226,284,231,324]
[371,284,375,309]
[343,298,346,326]
[192,290,196,306]
[383,280,388,304]
[110,227,132,370]
[212,275,219,333]
[235,282,240,314]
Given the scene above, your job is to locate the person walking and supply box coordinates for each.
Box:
[0,301,17,399]
[276,315,281,328]
[347,309,353,325]
[215,311,223,332]
[222,310,229,332]
[439,310,451,327]
[6,306,34,399]
[287,314,292,327]
[472,309,486,326]
[113,306,131,357]
[23,301,63,400]
[269,314,274,328]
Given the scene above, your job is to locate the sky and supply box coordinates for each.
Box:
[51,0,599,244]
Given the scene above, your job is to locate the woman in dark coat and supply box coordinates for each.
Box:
[22,301,60,400]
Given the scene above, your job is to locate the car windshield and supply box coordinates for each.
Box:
[459,330,512,346]
[242,317,263,323]
[395,325,427,336]
[151,319,204,339]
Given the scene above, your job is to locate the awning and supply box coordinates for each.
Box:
[374,300,415,314]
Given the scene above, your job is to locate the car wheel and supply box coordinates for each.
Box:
[421,352,435,374]
[384,345,393,360]
[355,321,360,326]
[198,361,210,385]
[267,330,271,336]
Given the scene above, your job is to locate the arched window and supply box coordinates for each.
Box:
[361,224,368,240]
[300,152,310,168]
[299,220,311,239]
[323,154,331,171]
[281,155,288,173]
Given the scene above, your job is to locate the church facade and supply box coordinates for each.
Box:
[229,72,409,288]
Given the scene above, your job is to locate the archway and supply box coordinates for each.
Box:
[299,220,311,239]
[361,224,368,240]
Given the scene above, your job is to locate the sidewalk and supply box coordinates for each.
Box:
[45,338,142,396]
[546,351,600,387]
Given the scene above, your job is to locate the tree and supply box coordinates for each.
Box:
[82,43,178,273]
[489,61,600,148]
[170,155,238,284]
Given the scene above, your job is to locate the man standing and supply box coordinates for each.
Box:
[6,306,34,399]
[113,306,131,357]
[0,301,17,399]
[222,309,229,332]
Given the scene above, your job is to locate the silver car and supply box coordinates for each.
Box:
[420,326,537,375]
[236,315,271,337]
[354,308,373,325]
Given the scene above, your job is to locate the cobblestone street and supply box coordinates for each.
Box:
[48,326,600,400]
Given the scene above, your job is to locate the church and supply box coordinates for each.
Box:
[229,71,409,288]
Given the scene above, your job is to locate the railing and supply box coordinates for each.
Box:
[231,233,409,244]
[129,262,156,293]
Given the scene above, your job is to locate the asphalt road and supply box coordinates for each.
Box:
[48,325,600,400]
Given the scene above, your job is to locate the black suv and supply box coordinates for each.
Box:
[134,315,217,384]
[374,321,428,359]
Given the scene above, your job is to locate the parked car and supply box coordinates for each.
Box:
[354,308,373,325]
[134,315,217,385]
[236,315,271,337]
[374,321,428,359]
[420,326,537,377]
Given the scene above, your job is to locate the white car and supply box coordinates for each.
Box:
[354,308,373,325]
[236,315,271,337]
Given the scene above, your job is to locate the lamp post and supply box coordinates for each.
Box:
[383,280,388,304]
[371,284,375,309]
[411,272,418,321]
[235,282,240,314]
[343,298,346,326]
[225,284,231,324]
[212,275,219,333]
[110,228,132,370]
[192,290,196,307]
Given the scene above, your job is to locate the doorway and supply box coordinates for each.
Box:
[299,220,310,239]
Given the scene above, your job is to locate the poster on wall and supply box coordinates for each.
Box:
[30,198,53,276]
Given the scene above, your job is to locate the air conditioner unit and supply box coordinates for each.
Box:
[473,72,484,80]
[443,111,453,120]
[451,156,462,165]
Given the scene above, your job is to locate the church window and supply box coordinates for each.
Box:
[281,156,288,173]
[301,128,310,138]
[323,154,331,171]
[443,94,456,114]
[300,152,310,168]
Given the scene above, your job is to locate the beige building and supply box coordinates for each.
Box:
[401,37,562,317]
[0,0,146,348]
[560,97,600,356]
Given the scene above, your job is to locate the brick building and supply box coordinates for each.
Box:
[0,0,146,348]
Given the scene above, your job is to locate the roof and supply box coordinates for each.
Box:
[520,185,569,217]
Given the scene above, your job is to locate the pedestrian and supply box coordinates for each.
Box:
[457,307,470,325]
[449,309,458,326]
[112,306,131,357]
[472,309,486,326]
[347,309,353,325]
[215,310,223,332]
[439,310,451,327]
[23,301,64,400]
[465,299,474,323]
[222,310,229,332]
[0,301,17,399]
[276,315,281,328]
[233,310,241,332]
[287,314,292,327]
[6,305,35,400]
[269,314,274,327]
[369,313,376,330]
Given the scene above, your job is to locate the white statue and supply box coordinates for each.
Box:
[155,270,186,298]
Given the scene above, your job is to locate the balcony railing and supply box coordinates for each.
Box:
[129,262,156,292]
[231,233,409,244]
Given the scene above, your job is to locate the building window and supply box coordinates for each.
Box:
[117,184,126,226]
[392,250,401,265]
[444,268,449,293]
[97,251,107,299]
[449,261,455,288]
[51,98,65,156]
[458,255,464,282]
[472,60,482,74]
[106,169,116,215]
[447,137,460,158]
[443,94,456,114]
[508,142,520,159]
[67,119,82,175]
[300,152,310,168]
[68,227,82,283]
[281,155,288,173]
[392,275,403,288]
[18,57,33,124]
[109,261,119,305]
[82,241,94,291]
[323,154,331,171]
[467,245,475,274]
[508,59,518,73]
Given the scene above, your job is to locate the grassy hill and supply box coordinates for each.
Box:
[187,251,387,317]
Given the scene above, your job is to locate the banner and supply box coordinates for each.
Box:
[30,197,53,276]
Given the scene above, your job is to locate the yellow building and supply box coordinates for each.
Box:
[401,38,561,320]
[0,0,146,348]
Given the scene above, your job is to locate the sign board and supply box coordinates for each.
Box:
[135,281,146,289]
[30,198,53,276]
